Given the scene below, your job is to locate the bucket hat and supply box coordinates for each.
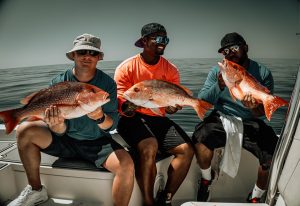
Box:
[66,33,104,60]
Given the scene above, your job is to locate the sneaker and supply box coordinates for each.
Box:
[247,192,261,203]
[197,170,215,201]
[8,185,48,206]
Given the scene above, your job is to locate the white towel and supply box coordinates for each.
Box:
[218,111,244,178]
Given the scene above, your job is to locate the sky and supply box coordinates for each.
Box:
[0,0,299,69]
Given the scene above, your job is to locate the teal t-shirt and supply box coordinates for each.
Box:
[51,68,119,140]
[198,59,274,120]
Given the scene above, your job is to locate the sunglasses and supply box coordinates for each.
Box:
[75,50,100,56]
[148,36,170,45]
[222,45,240,56]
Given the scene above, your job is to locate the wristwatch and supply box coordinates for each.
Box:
[95,114,106,124]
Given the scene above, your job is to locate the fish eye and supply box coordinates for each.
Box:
[134,87,140,92]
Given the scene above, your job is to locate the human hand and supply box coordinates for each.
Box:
[44,105,65,127]
[165,104,182,114]
[87,107,104,120]
[241,93,259,109]
[218,72,226,90]
[122,101,140,116]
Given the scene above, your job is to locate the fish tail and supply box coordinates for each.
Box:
[263,96,289,121]
[0,109,20,134]
[194,99,213,120]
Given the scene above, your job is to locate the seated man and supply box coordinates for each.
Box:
[192,32,279,203]
[9,33,134,206]
[114,23,194,206]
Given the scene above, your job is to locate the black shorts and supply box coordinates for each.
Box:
[192,111,279,167]
[117,113,191,154]
[41,132,124,168]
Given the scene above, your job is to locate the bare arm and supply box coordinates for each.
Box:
[87,107,114,130]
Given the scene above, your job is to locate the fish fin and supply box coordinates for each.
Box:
[263,96,289,121]
[229,89,237,101]
[0,109,20,134]
[177,85,193,96]
[150,108,164,116]
[193,99,213,120]
[20,92,39,105]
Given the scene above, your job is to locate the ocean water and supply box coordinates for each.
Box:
[0,58,298,134]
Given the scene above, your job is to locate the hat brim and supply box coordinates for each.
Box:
[218,43,236,53]
[134,38,143,48]
[66,45,103,60]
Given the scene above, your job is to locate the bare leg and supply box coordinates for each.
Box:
[102,149,134,206]
[194,143,214,169]
[164,143,194,198]
[16,121,53,190]
[136,138,158,206]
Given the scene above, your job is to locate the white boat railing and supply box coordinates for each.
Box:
[266,66,300,205]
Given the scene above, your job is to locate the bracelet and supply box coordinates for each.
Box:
[95,114,106,124]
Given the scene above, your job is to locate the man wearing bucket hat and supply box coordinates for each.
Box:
[192,32,279,203]
[9,33,134,206]
[114,23,194,206]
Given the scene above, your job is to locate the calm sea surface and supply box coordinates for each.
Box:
[0,58,298,134]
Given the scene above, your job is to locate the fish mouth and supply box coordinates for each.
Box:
[103,98,110,104]
[123,93,130,101]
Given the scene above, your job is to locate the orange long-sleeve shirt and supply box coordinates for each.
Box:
[114,54,180,116]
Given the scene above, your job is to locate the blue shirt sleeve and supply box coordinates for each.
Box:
[198,66,222,104]
[102,80,119,131]
[261,65,274,94]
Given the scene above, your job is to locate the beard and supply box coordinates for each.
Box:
[155,48,165,56]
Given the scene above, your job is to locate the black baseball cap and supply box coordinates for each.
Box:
[218,32,246,53]
[135,23,167,48]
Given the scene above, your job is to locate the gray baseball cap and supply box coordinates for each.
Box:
[66,33,104,60]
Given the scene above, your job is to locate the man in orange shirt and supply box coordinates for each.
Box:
[114,23,194,206]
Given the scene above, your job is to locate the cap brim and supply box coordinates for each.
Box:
[218,43,236,53]
[66,45,103,60]
[134,38,143,48]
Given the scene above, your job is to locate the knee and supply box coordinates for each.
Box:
[181,143,194,158]
[138,146,157,163]
[16,123,35,147]
[116,154,135,178]
[16,122,43,149]
[137,139,158,159]
[121,155,135,174]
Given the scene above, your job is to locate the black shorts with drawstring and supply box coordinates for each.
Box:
[41,132,123,168]
[117,112,191,155]
[192,110,279,168]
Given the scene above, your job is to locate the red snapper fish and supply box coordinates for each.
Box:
[123,79,213,119]
[218,59,288,121]
[0,81,110,134]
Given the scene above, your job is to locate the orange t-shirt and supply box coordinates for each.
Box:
[114,54,180,116]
